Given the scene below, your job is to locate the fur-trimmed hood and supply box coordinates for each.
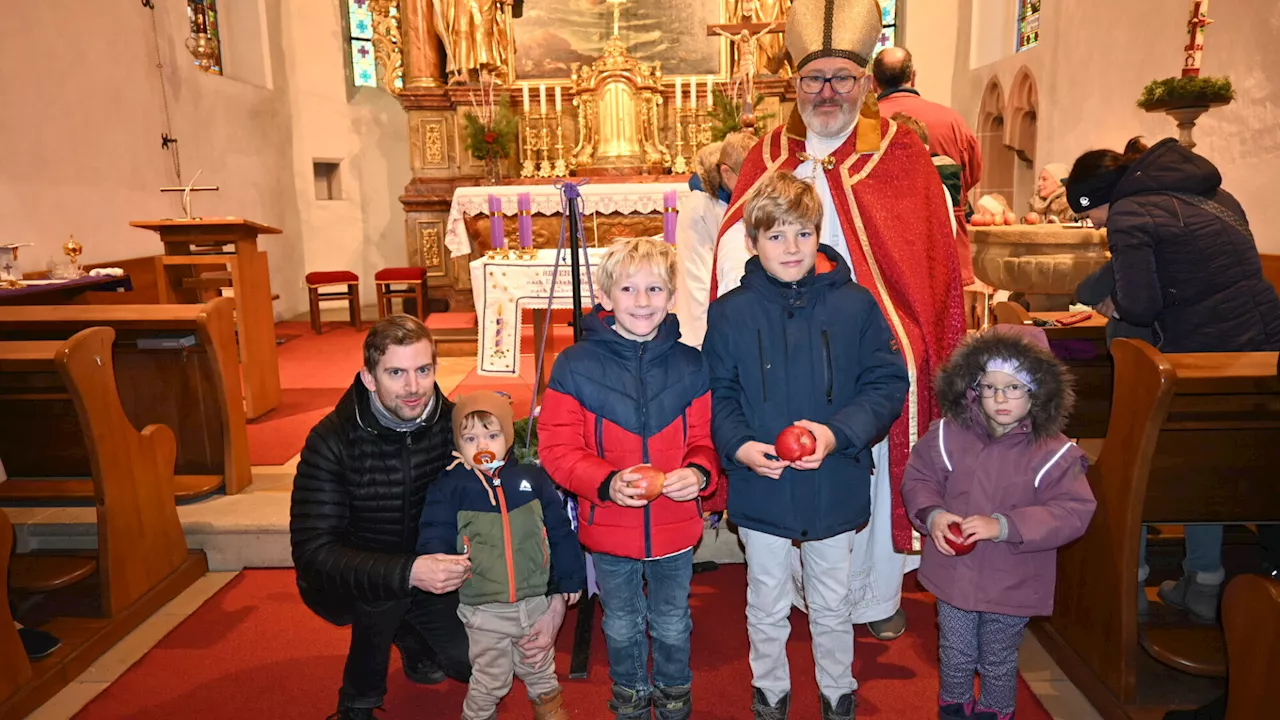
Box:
[935,325,1075,441]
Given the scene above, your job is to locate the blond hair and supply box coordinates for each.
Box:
[693,141,724,196]
[742,171,823,242]
[719,130,758,175]
[596,235,678,297]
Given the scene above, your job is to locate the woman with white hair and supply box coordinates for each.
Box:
[1025,162,1076,224]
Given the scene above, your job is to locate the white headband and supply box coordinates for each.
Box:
[982,358,1036,391]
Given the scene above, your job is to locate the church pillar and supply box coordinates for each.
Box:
[401,0,445,88]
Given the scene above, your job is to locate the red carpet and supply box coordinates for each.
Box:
[447,362,545,420]
[76,567,1051,719]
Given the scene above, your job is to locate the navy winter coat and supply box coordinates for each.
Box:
[1107,138,1280,352]
[703,246,910,541]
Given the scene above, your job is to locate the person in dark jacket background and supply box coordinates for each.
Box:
[703,171,909,720]
[1065,137,1280,624]
[290,316,568,719]
[902,325,1095,720]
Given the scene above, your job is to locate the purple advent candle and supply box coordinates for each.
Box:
[662,190,678,245]
[517,192,534,249]
[488,194,505,250]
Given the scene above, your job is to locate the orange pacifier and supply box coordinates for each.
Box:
[473,450,497,466]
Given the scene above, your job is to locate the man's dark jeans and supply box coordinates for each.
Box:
[300,581,471,709]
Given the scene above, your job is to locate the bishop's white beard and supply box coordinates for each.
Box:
[797,74,874,139]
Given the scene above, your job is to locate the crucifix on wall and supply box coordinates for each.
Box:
[706,19,783,110]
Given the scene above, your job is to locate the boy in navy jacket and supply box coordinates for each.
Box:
[703,171,909,719]
[418,392,585,720]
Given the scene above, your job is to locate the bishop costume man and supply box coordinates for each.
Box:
[713,0,966,641]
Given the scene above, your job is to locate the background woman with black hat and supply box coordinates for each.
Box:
[1064,135,1280,625]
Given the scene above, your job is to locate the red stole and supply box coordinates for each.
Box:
[712,112,966,553]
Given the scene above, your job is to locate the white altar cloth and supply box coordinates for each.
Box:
[470,248,610,377]
[446,182,690,258]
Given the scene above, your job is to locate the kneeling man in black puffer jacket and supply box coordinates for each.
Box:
[290,315,568,719]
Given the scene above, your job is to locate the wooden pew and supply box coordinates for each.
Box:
[993,301,1112,439]
[1032,339,1280,719]
[0,328,206,720]
[0,298,250,499]
[0,511,33,710]
[1222,574,1280,719]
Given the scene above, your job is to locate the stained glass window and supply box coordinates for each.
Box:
[874,0,898,58]
[186,0,223,75]
[1018,0,1041,52]
[349,0,378,87]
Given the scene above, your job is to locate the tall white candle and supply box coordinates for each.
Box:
[555,86,562,113]
[688,76,698,109]
[675,77,682,109]
[539,84,547,114]
[706,76,713,106]
[522,84,531,113]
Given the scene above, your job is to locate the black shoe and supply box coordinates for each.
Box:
[820,692,856,720]
[653,684,692,720]
[940,700,974,719]
[393,636,446,685]
[325,706,380,720]
[608,685,651,720]
[18,626,61,660]
[751,688,791,720]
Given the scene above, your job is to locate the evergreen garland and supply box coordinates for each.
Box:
[707,86,775,141]
[463,94,519,161]
[1137,75,1235,111]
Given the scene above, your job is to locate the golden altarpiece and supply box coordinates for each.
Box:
[371,0,795,316]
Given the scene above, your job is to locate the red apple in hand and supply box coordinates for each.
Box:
[775,425,817,462]
[945,522,977,556]
[627,465,666,502]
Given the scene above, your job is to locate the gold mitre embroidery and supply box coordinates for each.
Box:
[786,0,883,70]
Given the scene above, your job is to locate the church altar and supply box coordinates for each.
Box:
[445,182,691,258]
[469,247,610,376]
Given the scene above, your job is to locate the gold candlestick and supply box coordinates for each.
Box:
[671,109,688,174]
[63,235,85,277]
[537,114,553,178]
[552,113,568,177]
[519,116,537,179]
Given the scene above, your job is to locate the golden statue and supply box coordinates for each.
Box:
[432,0,513,84]
[734,0,791,77]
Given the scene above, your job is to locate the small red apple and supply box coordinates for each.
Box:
[775,425,817,462]
[1004,210,1019,226]
[945,522,976,556]
[970,213,993,227]
[1024,211,1042,225]
[627,464,666,502]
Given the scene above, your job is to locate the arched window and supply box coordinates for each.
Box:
[346,0,403,92]
[875,0,898,57]
[1017,0,1041,52]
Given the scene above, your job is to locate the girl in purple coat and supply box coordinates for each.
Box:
[902,325,1096,720]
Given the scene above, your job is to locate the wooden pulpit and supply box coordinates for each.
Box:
[129,218,281,419]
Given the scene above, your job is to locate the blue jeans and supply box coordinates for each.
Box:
[1138,524,1224,581]
[593,550,694,694]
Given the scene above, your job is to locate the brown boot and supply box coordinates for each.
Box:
[532,688,570,720]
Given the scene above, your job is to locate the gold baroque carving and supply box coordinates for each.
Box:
[422,121,445,165]
[369,0,405,94]
[419,222,445,275]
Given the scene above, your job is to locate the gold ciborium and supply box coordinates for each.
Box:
[62,235,85,277]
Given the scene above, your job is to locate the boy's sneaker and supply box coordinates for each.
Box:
[653,684,692,720]
[820,691,856,720]
[1157,576,1220,624]
[866,608,906,640]
[940,700,974,719]
[751,688,791,720]
[325,705,380,720]
[608,684,651,720]
[18,626,61,660]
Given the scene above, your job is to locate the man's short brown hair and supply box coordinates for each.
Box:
[742,171,823,243]
[363,314,435,373]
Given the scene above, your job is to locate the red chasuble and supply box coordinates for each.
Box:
[712,108,966,553]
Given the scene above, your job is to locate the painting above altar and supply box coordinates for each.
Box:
[514,0,730,80]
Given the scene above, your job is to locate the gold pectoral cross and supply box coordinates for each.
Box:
[798,153,836,170]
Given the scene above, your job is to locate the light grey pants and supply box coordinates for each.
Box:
[457,595,559,720]
[936,599,1028,716]
[741,526,857,706]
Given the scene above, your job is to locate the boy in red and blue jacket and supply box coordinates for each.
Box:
[538,236,721,720]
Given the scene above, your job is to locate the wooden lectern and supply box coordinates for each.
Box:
[129,218,281,419]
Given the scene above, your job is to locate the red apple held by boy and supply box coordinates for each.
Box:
[627,464,666,502]
[775,425,817,462]
[946,522,977,556]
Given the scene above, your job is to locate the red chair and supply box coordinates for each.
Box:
[305,270,361,334]
[374,267,428,320]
